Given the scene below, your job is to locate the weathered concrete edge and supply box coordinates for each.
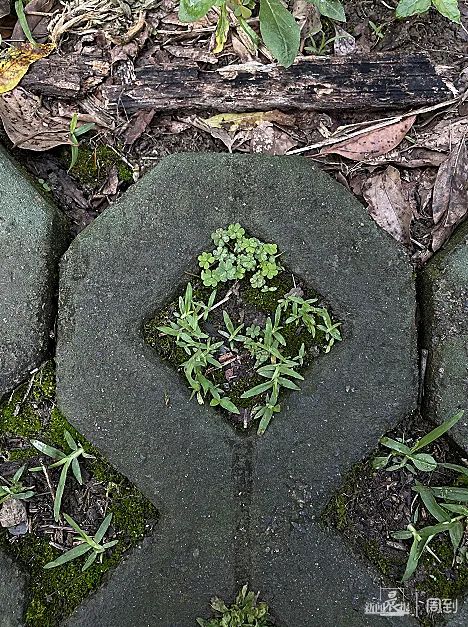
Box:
[0,144,70,400]
[420,219,468,450]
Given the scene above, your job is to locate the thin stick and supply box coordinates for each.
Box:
[40,461,56,504]
[286,97,460,156]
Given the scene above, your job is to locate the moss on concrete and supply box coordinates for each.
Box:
[322,454,468,617]
[67,144,133,188]
[0,362,157,627]
[418,540,468,600]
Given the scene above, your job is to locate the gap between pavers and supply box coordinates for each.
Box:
[0,145,68,400]
[422,220,468,450]
[56,154,417,626]
[0,144,67,626]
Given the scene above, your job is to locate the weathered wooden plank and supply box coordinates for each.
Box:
[102,54,453,113]
[21,54,110,98]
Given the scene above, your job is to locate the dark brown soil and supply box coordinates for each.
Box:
[324,413,468,625]
[144,270,333,432]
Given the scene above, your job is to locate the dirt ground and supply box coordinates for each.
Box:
[0,0,464,264]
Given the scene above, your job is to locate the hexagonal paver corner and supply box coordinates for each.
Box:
[57,154,417,626]
[0,145,68,399]
[421,220,468,449]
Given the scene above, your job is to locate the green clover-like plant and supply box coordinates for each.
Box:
[198,252,215,269]
[227,222,245,239]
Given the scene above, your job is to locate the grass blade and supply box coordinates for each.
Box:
[82,551,98,572]
[411,411,464,452]
[64,430,78,450]
[379,437,412,455]
[402,535,426,581]
[54,460,70,521]
[415,484,450,522]
[30,440,66,460]
[427,487,468,502]
[241,381,273,398]
[15,0,36,46]
[439,462,468,478]
[44,543,90,569]
[71,457,82,485]
[94,513,113,543]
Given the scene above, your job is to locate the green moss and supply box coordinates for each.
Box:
[66,144,133,187]
[331,493,348,532]
[0,362,157,627]
[418,540,468,600]
[241,272,294,313]
[323,455,468,613]
[0,363,54,437]
[321,460,370,529]
[7,447,37,461]
[362,539,392,577]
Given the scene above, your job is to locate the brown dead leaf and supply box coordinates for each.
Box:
[334,26,356,56]
[431,137,468,252]
[250,122,298,155]
[188,116,239,152]
[99,165,120,196]
[0,43,55,95]
[416,117,468,153]
[12,0,57,42]
[231,35,254,62]
[363,166,413,245]
[0,0,9,19]
[321,116,416,161]
[124,109,156,145]
[292,0,321,48]
[0,87,77,150]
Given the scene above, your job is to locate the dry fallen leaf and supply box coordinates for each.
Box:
[0,43,55,95]
[203,110,295,132]
[0,87,76,150]
[431,137,468,252]
[250,122,298,155]
[12,0,57,42]
[321,116,416,161]
[334,26,356,56]
[0,0,9,19]
[363,165,413,245]
[415,117,468,153]
[124,109,156,145]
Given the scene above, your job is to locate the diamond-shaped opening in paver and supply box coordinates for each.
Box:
[0,362,157,627]
[323,412,468,622]
[143,223,342,434]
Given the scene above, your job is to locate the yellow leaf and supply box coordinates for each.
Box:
[0,43,55,95]
[204,110,294,132]
[213,4,229,54]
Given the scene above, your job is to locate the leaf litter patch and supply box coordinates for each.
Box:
[0,362,157,627]
[144,223,342,434]
[323,412,468,624]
